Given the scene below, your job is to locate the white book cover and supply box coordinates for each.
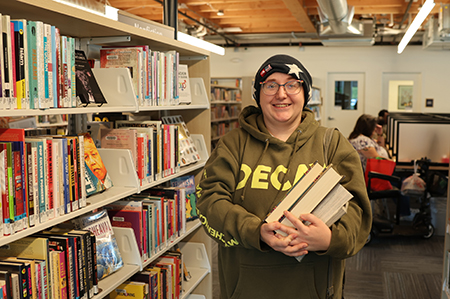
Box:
[1,14,12,109]
[35,21,45,109]
[43,23,53,108]
[177,64,191,104]
[51,140,60,219]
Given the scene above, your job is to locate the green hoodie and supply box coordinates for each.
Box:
[197,106,372,299]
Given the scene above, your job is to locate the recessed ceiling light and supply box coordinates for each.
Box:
[217,10,224,16]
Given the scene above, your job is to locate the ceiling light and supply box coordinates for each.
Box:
[177,31,225,55]
[217,10,224,16]
[397,0,435,54]
[222,27,242,33]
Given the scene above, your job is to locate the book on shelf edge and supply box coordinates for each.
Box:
[74,50,107,105]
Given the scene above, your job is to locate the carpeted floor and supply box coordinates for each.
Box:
[212,235,444,299]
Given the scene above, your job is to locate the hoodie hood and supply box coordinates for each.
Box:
[239,105,320,150]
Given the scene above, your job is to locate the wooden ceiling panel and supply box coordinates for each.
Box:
[108,0,450,42]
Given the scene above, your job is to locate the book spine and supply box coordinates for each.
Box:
[36,141,46,223]
[43,23,52,108]
[69,37,76,107]
[26,20,37,109]
[26,143,35,227]
[70,139,79,211]
[2,15,11,108]
[77,136,86,208]
[46,139,54,220]
[61,139,70,214]
[54,27,61,108]
[59,251,67,299]
[10,20,17,108]
[31,144,39,227]
[52,140,60,218]
[90,233,98,295]
[12,146,24,232]
[51,26,58,108]
[12,20,25,109]
[1,145,11,236]
[35,21,45,109]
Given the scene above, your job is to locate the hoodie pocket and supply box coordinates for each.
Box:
[230,262,321,299]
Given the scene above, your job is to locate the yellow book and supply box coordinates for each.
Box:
[110,281,149,299]
[145,267,161,299]
[50,251,61,299]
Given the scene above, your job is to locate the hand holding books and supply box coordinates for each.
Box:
[263,161,353,262]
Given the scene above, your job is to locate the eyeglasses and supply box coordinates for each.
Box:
[260,79,303,96]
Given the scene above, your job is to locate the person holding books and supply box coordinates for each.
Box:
[196,54,371,299]
[348,114,391,173]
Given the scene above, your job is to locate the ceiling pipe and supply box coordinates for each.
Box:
[316,0,354,34]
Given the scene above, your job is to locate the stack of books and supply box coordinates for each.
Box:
[265,161,353,261]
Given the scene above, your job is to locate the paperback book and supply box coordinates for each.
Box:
[75,50,107,105]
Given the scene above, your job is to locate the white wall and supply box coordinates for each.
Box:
[209,45,450,125]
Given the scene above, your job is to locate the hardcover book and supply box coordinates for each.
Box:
[74,50,106,105]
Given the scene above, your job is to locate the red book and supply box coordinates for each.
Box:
[137,134,145,185]
[13,147,24,230]
[0,143,11,236]
[46,138,54,219]
[0,129,27,231]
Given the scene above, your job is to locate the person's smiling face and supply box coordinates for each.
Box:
[259,72,305,129]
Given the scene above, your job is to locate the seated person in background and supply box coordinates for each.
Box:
[376,109,389,147]
[349,114,412,217]
[348,114,390,173]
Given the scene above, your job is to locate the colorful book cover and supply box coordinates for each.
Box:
[110,281,148,299]
[71,209,123,280]
[170,175,198,221]
[80,132,112,197]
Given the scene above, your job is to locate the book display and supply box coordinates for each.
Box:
[0,1,213,298]
[210,78,242,150]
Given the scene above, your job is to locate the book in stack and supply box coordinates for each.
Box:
[265,161,353,261]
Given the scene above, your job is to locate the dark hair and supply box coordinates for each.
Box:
[378,109,389,118]
[349,114,378,140]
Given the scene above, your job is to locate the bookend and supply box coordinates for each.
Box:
[92,68,139,112]
[97,148,140,191]
[178,242,211,296]
[190,78,209,107]
[113,227,143,271]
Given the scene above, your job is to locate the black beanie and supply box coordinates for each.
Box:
[252,54,312,108]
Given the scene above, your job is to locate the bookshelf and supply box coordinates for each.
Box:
[0,1,213,298]
[210,78,242,149]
